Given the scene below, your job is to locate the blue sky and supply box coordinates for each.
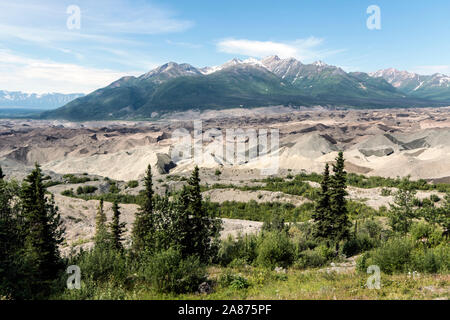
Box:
[0,0,449,93]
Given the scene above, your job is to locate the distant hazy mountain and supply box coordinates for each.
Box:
[0,90,84,109]
[42,57,448,121]
[369,68,450,101]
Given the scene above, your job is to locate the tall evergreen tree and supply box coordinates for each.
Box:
[94,198,109,247]
[388,178,416,234]
[179,166,222,263]
[312,163,333,241]
[20,164,64,298]
[0,165,4,180]
[329,152,351,244]
[110,201,126,250]
[0,168,21,297]
[132,164,155,253]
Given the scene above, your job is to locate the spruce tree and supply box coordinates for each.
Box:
[0,165,4,180]
[110,201,126,250]
[94,198,109,247]
[388,178,416,234]
[179,166,221,262]
[330,152,351,244]
[132,164,155,253]
[20,164,64,298]
[312,163,332,241]
[0,168,20,297]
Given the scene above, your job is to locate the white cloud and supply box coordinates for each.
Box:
[0,0,193,37]
[216,37,343,62]
[411,65,450,76]
[0,1,190,93]
[166,40,203,49]
[0,50,144,94]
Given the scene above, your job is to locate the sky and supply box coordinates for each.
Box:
[0,0,449,94]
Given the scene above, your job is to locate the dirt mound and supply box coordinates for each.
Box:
[286,133,338,158]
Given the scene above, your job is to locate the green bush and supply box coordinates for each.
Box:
[218,271,249,290]
[295,249,327,269]
[61,189,75,197]
[217,237,240,266]
[217,234,258,267]
[143,248,206,294]
[109,182,120,194]
[291,222,319,252]
[342,234,375,257]
[370,237,415,274]
[73,247,129,284]
[410,222,443,247]
[127,180,139,188]
[356,253,369,273]
[357,237,449,274]
[429,194,440,203]
[76,185,98,195]
[411,245,450,273]
[256,232,295,269]
[410,222,432,240]
[358,219,383,239]
[63,174,91,184]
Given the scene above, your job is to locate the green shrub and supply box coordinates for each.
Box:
[256,232,295,269]
[411,245,450,273]
[218,271,249,290]
[43,180,62,188]
[143,248,206,294]
[356,253,370,273]
[63,174,91,184]
[410,222,443,247]
[291,222,319,252]
[342,234,375,257]
[217,234,258,267]
[109,182,120,194]
[72,247,129,284]
[262,213,287,232]
[430,194,440,203]
[228,258,248,268]
[76,185,98,195]
[368,237,415,274]
[61,189,75,197]
[217,237,240,266]
[295,249,327,269]
[127,180,139,188]
[358,219,383,239]
[410,222,432,241]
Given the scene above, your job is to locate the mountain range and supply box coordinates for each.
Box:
[0,90,84,109]
[41,56,450,121]
[369,68,450,101]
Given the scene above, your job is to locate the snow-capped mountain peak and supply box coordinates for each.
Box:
[0,90,84,109]
[312,60,327,67]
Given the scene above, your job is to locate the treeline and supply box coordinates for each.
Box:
[0,165,222,299]
[291,171,450,193]
[208,171,450,196]
[0,164,64,299]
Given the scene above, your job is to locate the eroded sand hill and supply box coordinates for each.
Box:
[1,107,450,182]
